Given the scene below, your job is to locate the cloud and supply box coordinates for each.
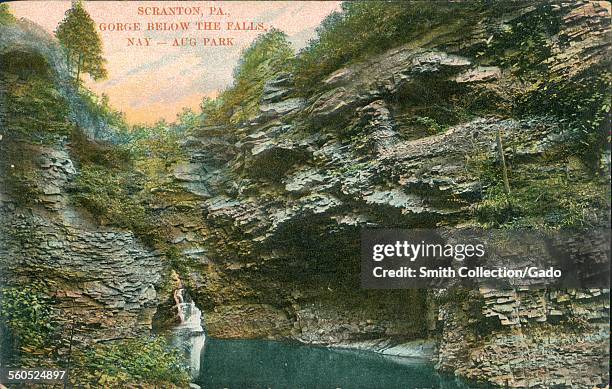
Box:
[10,1,341,124]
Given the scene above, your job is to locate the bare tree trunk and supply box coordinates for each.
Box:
[496,128,511,201]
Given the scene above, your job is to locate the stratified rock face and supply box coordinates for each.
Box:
[162,2,610,387]
[0,2,609,388]
[435,288,610,388]
[0,25,166,360]
[0,138,164,346]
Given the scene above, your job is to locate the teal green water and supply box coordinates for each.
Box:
[197,339,481,389]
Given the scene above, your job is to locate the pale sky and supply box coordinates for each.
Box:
[9,1,341,124]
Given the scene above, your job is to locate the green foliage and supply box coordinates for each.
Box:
[2,73,71,204]
[70,126,132,168]
[475,3,564,74]
[69,122,186,248]
[411,116,446,135]
[200,96,225,124]
[72,164,150,228]
[73,337,190,387]
[131,125,185,191]
[293,2,462,91]
[476,160,609,229]
[79,90,128,131]
[69,129,155,243]
[4,166,41,207]
[516,67,611,168]
[0,285,56,356]
[5,75,72,138]
[176,107,201,130]
[55,1,107,83]
[0,3,16,25]
[233,28,293,82]
[1,138,41,206]
[202,29,294,125]
[122,120,186,186]
[1,286,189,386]
[0,75,48,208]
[473,2,610,168]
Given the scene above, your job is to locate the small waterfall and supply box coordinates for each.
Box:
[172,288,206,379]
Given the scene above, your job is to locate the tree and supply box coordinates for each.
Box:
[0,3,16,25]
[293,2,460,91]
[55,1,107,86]
[176,107,200,129]
[206,29,294,124]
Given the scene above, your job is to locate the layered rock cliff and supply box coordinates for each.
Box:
[0,20,167,365]
[163,2,611,387]
[1,2,610,388]
[0,21,185,386]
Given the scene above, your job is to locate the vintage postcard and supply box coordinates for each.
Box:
[0,1,610,388]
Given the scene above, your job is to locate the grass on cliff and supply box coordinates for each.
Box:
[475,155,610,229]
[2,151,43,207]
[469,2,566,74]
[69,128,174,248]
[0,284,57,365]
[516,66,611,169]
[72,337,190,387]
[1,69,72,206]
[292,2,470,92]
[477,2,610,168]
[69,128,151,233]
[201,29,294,125]
[4,73,72,140]
[0,283,189,387]
[198,3,470,124]
[0,283,190,388]
[69,119,191,269]
[466,1,611,229]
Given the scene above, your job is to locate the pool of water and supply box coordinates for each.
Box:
[197,338,481,389]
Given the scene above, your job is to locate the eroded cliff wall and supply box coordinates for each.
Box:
[0,2,610,388]
[159,2,610,387]
[0,20,168,370]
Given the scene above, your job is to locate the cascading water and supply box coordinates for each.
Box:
[172,288,206,379]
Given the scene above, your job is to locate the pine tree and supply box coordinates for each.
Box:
[0,3,16,25]
[55,1,107,86]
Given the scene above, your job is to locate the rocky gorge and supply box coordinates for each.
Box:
[1,1,611,388]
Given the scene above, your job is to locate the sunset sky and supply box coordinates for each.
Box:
[9,1,342,125]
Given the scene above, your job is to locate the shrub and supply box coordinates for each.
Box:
[0,285,56,359]
[293,2,463,91]
[515,67,611,168]
[412,116,446,135]
[73,337,190,387]
[71,163,150,231]
[70,127,132,168]
[476,163,609,229]
[5,75,72,139]
[0,3,16,25]
[69,125,186,248]
[128,122,185,191]
[78,90,128,132]
[473,2,565,75]
[201,29,294,125]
